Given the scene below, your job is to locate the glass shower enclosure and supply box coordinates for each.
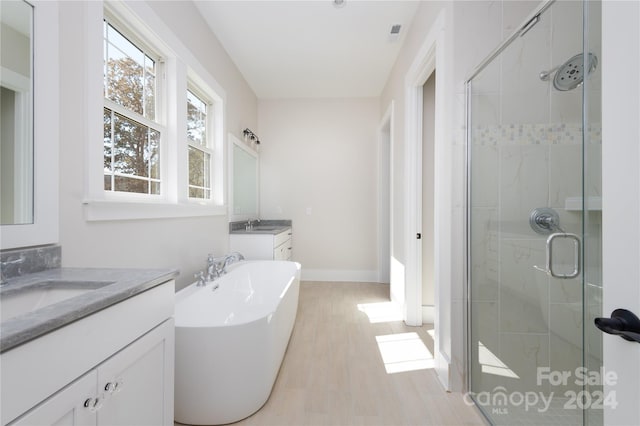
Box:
[466,0,602,425]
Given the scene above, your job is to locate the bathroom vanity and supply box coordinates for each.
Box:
[229,220,293,261]
[0,268,178,426]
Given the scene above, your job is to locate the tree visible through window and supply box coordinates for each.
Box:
[187,90,212,199]
[103,20,161,195]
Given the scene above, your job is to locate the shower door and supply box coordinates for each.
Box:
[467,1,602,425]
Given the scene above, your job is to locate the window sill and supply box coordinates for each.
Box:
[83,199,227,222]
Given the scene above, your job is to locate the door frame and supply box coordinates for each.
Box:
[378,101,394,287]
[602,1,640,424]
[404,10,451,388]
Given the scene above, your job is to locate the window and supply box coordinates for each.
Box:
[103,19,163,195]
[85,3,227,221]
[187,89,213,200]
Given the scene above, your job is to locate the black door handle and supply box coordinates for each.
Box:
[594,309,640,343]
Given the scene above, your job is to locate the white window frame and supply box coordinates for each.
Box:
[103,14,166,199]
[186,85,214,202]
[83,1,227,221]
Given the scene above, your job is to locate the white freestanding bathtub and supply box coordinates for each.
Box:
[174,260,301,425]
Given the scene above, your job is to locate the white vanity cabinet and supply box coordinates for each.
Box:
[2,281,175,426]
[95,320,171,426]
[9,371,98,426]
[230,228,292,261]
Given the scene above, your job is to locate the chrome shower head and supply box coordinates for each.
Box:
[539,53,598,91]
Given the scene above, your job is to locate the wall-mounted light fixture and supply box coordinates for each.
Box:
[242,128,260,145]
[333,0,346,8]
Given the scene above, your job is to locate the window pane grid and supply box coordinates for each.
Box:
[103,17,163,197]
[104,107,161,195]
[188,145,211,200]
[101,15,223,205]
[187,89,208,148]
[144,55,156,120]
[104,107,113,191]
[187,89,212,200]
[187,142,214,155]
[104,99,163,132]
[104,20,156,121]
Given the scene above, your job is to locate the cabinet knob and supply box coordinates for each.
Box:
[84,397,102,412]
[104,380,123,394]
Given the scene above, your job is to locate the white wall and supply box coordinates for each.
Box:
[147,2,257,137]
[58,1,257,290]
[380,1,449,271]
[380,0,539,391]
[602,1,640,424]
[258,98,380,282]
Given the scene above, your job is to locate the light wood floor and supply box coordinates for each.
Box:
[181,281,486,426]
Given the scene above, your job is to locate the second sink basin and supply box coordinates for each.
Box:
[0,280,114,322]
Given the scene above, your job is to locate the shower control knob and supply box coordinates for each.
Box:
[529,207,560,235]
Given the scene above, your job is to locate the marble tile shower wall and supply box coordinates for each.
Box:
[468,1,604,398]
[470,123,602,396]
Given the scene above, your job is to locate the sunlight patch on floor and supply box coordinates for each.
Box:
[357,301,403,323]
[375,332,434,374]
[478,341,519,378]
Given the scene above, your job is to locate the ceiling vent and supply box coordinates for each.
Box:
[389,24,402,42]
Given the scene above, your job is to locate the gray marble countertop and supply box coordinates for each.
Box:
[0,267,178,353]
[229,219,292,235]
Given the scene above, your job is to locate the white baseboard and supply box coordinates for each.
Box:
[301,269,380,283]
[422,305,435,323]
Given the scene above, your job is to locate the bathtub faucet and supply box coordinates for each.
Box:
[222,252,245,273]
[194,271,207,287]
[205,252,245,282]
[206,254,224,281]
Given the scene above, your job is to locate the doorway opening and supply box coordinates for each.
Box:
[378,104,392,286]
[403,9,451,389]
[421,72,436,324]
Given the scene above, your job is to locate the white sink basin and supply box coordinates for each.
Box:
[0,280,113,322]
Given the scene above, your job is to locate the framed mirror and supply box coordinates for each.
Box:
[228,133,258,222]
[1,1,59,249]
[1,0,33,225]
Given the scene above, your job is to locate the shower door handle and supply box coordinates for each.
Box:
[595,309,640,343]
[546,233,581,279]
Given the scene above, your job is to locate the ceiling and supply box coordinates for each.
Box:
[194,1,420,99]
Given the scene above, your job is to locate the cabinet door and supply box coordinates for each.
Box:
[96,319,174,426]
[10,371,98,426]
[274,244,285,260]
[274,242,291,260]
[230,234,275,260]
[273,229,292,260]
